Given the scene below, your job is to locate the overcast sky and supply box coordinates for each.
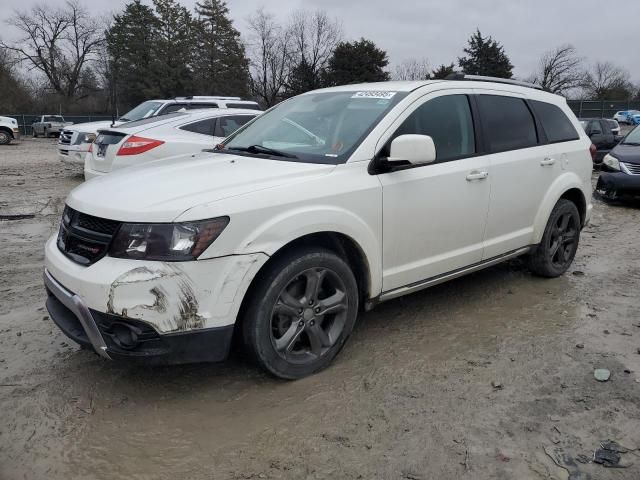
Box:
[1,0,639,81]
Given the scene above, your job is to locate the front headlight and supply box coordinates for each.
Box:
[110,217,229,261]
[603,154,620,171]
[75,133,96,145]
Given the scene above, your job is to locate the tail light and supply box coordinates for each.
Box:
[116,136,164,156]
[589,144,597,161]
[88,143,93,153]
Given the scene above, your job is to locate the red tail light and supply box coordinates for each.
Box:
[88,143,93,153]
[117,136,164,156]
[589,143,597,161]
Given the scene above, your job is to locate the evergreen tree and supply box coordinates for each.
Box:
[324,38,389,86]
[286,59,319,96]
[458,30,513,78]
[430,63,456,79]
[152,0,195,97]
[193,0,250,96]
[106,0,161,108]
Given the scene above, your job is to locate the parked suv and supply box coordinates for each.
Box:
[580,118,623,163]
[44,77,592,379]
[58,96,261,165]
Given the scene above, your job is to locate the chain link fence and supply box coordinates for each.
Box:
[567,100,640,120]
[0,114,114,136]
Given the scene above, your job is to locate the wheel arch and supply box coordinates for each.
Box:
[533,173,588,244]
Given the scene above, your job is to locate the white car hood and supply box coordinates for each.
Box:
[67,153,335,222]
[68,120,123,133]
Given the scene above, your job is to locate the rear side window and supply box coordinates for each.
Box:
[187,103,218,110]
[179,118,216,136]
[226,102,261,110]
[161,104,188,114]
[589,121,603,134]
[215,115,255,137]
[531,100,579,143]
[390,94,476,162]
[477,95,537,153]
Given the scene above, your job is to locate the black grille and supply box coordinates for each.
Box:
[57,206,121,265]
[59,130,73,145]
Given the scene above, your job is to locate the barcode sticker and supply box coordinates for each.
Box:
[351,91,397,100]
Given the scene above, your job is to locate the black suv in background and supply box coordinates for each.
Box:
[580,118,623,163]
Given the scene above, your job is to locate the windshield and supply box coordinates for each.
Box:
[622,125,640,145]
[119,101,165,122]
[221,90,407,164]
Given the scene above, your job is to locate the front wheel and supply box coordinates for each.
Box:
[0,131,11,145]
[242,247,359,379]
[527,199,581,278]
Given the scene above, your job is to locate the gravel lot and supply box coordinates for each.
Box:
[1,137,640,479]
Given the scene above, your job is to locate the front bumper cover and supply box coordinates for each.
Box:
[596,172,640,195]
[45,269,234,364]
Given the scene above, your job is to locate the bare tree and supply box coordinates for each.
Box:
[286,9,341,91]
[1,0,104,99]
[582,61,633,99]
[529,44,583,95]
[393,58,431,81]
[246,8,291,107]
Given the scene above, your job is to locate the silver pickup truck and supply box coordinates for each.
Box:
[32,115,73,137]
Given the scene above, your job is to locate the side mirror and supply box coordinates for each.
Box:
[388,134,436,165]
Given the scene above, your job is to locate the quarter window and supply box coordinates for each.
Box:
[389,95,476,162]
[477,95,538,153]
[215,115,255,137]
[531,100,579,143]
[179,118,216,136]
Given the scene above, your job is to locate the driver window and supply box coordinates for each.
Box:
[385,95,476,162]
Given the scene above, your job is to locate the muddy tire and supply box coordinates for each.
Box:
[0,130,11,145]
[241,246,359,380]
[528,199,581,278]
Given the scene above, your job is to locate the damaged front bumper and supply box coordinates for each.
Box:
[596,171,640,197]
[44,235,269,364]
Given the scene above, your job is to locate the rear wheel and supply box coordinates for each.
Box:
[32,129,38,138]
[0,131,10,145]
[528,199,581,278]
[242,247,359,379]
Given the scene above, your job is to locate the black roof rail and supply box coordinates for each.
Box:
[444,72,543,90]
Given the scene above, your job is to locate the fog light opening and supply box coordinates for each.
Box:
[111,322,141,350]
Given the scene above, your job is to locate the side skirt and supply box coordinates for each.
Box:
[378,246,532,303]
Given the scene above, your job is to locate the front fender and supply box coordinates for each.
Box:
[532,172,588,244]
[234,206,382,297]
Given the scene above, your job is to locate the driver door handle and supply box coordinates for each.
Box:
[540,157,556,166]
[466,170,489,181]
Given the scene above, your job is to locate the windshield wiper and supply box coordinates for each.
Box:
[622,142,640,146]
[227,144,297,159]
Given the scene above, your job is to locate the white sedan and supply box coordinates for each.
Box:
[84,109,259,180]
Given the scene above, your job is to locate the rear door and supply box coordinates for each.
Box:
[477,92,557,258]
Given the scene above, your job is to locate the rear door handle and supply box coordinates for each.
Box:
[466,171,489,181]
[540,157,556,166]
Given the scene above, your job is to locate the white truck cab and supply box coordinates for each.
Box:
[44,77,592,379]
[58,96,262,165]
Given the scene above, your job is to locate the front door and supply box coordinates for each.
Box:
[377,92,491,292]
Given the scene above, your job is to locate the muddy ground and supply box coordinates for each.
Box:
[1,137,640,480]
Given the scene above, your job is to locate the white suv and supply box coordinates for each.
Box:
[44,77,592,379]
[58,96,261,165]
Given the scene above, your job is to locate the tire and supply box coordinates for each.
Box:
[528,199,581,278]
[32,129,38,138]
[0,131,10,145]
[242,246,359,379]
[44,128,49,138]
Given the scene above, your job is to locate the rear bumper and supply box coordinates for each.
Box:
[596,172,640,195]
[83,166,106,181]
[45,269,235,364]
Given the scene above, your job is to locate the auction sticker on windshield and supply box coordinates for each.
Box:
[352,91,397,100]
